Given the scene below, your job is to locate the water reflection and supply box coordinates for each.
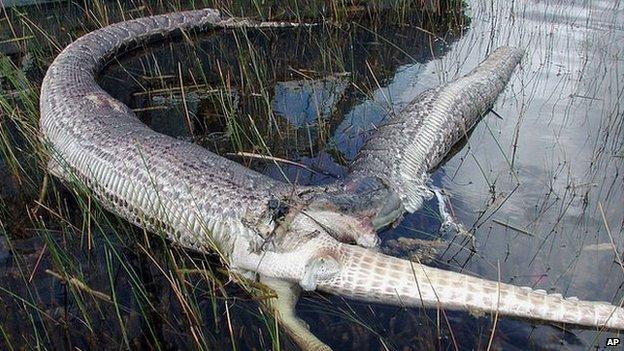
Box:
[273,74,350,128]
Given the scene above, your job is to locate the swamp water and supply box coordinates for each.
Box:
[0,0,622,350]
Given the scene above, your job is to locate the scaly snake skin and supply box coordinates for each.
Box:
[39,8,624,349]
[350,47,524,213]
[40,10,294,258]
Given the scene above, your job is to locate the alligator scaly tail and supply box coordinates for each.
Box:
[318,242,624,330]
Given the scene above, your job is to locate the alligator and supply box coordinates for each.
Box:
[39,8,624,351]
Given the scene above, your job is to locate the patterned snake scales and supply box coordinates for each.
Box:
[39,8,623,350]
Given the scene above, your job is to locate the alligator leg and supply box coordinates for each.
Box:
[261,276,332,351]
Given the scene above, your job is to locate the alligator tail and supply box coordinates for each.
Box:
[317,244,624,330]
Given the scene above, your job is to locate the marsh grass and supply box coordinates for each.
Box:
[0,1,471,350]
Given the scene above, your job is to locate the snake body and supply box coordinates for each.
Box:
[350,47,523,212]
[40,8,624,350]
[40,10,291,258]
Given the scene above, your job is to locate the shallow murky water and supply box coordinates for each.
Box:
[1,0,622,350]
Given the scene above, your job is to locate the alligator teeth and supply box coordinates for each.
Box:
[550,293,563,299]
[567,296,579,301]
[534,289,547,295]
[520,286,533,293]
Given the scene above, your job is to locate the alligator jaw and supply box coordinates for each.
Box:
[315,243,624,330]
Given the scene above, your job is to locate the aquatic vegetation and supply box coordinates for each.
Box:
[1,0,622,350]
